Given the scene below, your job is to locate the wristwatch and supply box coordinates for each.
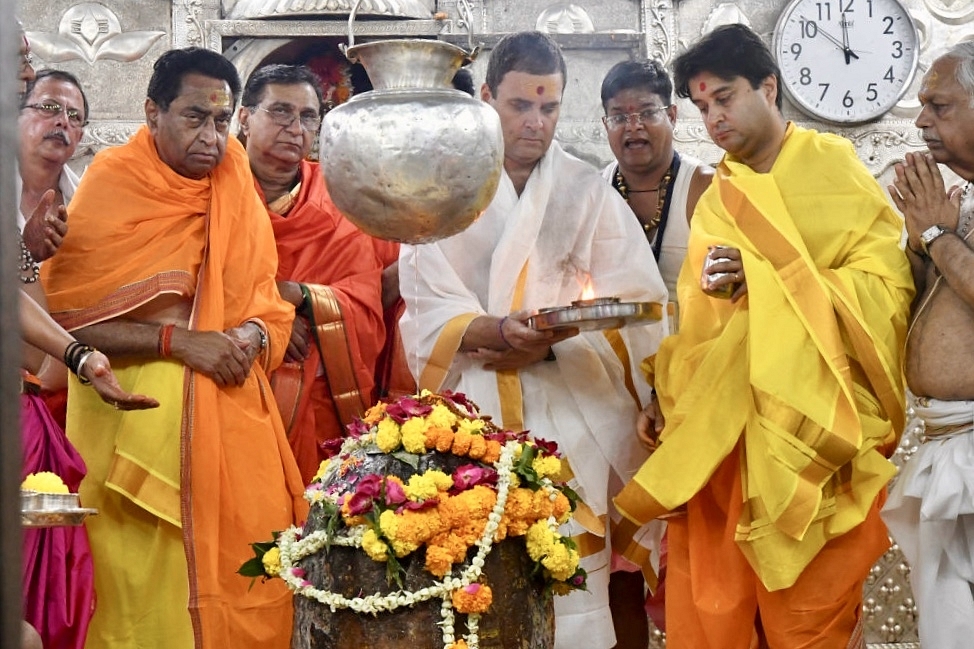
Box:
[920,225,950,255]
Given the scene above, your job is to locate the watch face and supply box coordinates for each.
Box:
[773,0,920,124]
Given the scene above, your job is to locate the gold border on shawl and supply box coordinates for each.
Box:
[570,531,607,560]
[614,478,669,525]
[52,270,196,331]
[610,518,660,592]
[494,262,530,431]
[419,313,480,392]
[108,451,182,527]
[305,284,367,426]
[720,178,861,460]
[603,329,640,408]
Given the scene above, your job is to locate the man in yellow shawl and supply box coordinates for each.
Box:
[41,48,307,649]
[613,25,914,648]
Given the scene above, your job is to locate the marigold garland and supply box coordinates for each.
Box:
[240,391,586,649]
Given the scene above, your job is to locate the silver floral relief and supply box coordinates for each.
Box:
[26,2,165,65]
[174,0,208,47]
[644,0,676,63]
[76,121,143,158]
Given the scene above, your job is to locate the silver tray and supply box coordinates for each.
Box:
[527,299,663,332]
[22,507,98,528]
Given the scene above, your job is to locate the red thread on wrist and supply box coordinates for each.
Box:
[159,324,175,358]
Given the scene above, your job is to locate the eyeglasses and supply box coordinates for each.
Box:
[251,105,322,133]
[23,101,86,127]
[602,105,673,130]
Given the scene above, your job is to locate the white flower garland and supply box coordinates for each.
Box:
[277,440,552,649]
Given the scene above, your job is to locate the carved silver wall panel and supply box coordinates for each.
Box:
[226,0,434,20]
[26,3,165,65]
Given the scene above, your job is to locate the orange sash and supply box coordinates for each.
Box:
[43,127,307,649]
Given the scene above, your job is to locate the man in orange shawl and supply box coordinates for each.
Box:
[41,48,307,649]
[614,26,914,648]
[237,64,385,484]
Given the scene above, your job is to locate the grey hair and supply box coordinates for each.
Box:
[943,41,974,107]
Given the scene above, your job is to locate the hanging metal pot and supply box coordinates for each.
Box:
[319,0,504,244]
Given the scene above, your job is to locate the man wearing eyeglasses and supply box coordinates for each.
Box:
[601,60,714,324]
[400,31,668,649]
[41,47,305,649]
[17,69,78,263]
[237,64,385,484]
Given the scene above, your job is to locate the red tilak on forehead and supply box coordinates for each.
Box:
[537,86,545,95]
[699,82,707,92]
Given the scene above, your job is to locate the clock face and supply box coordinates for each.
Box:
[773,0,920,123]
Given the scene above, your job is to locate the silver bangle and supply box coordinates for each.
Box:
[75,350,95,385]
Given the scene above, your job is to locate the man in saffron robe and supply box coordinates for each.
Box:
[237,64,385,484]
[614,25,914,648]
[41,47,307,649]
[400,32,668,649]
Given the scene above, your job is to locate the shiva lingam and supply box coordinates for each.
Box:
[319,0,504,244]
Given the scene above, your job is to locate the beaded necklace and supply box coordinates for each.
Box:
[612,152,682,260]
[19,235,39,284]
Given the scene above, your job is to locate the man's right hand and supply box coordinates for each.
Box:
[636,393,664,451]
[171,328,253,387]
[22,189,68,262]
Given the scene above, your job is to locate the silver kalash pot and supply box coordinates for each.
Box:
[320,0,504,244]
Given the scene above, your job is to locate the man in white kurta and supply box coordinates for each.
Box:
[400,31,668,649]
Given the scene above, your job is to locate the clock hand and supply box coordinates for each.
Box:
[839,16,860,64]
[800,16,846,54]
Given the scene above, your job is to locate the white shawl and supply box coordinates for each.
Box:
[400,142,668,517]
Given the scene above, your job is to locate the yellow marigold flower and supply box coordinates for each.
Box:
[361,529,389,561]
[311,459,331,482]
[526,521,557,561]
[452,582,493,614]
[542,542,578,581]
[404,470,451,501]
[378,509,399,540]
[261,546,282,577]
[376,418,402,452]
[401,417,428,454]
[427,403,457,430]
[22,471,69,494]
[456,417,486,435]
[451,429,472,456]
[532,455,562,480]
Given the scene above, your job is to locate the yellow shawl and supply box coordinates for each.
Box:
[615,124,913,590]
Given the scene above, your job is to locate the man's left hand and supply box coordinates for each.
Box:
[22,189,68,262]
[225,322,263,368]
[468,345,554,371]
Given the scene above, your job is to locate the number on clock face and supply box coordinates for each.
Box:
[773,0,920,123]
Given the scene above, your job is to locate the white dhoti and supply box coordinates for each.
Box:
[882,395,974,649]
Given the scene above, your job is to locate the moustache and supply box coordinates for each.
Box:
[43,130,71,146]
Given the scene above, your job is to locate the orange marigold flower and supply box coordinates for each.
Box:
[467,435,487,460]
[552,491,571,523]
[447,642,469,649]
[452,582,493,614]
[424,544,454,577]
[481,440,502,464]
[451,429,472,456]
[363,402,387,425]
[435,428,455,453]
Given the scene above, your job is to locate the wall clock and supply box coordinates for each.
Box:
[772,0,920,123]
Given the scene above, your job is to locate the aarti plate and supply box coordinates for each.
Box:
[527,298,663,332]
